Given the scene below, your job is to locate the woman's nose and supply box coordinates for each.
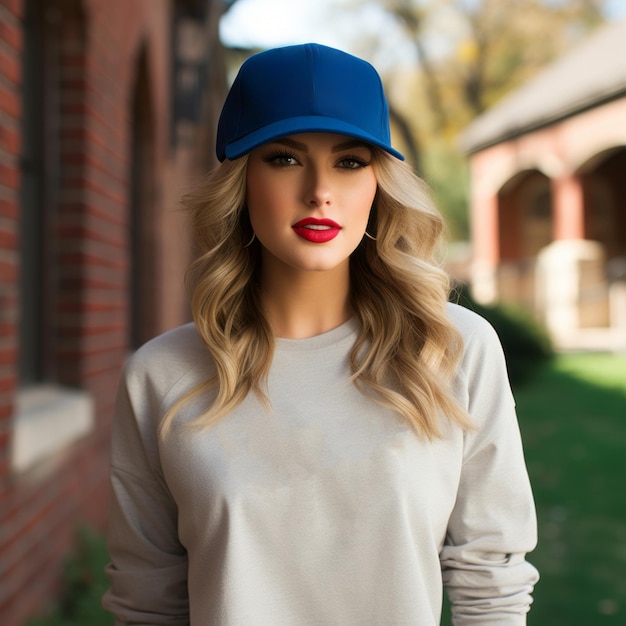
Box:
[303,167,332,207]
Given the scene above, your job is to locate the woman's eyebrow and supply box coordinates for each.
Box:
[332,140,370,153]
[273,137,309,151]
[269,138,371,153]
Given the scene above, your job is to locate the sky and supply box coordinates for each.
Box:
[221,0,367,50]
[601,0,626,19]
[221,0,341,49]
[220,0,626,63]
[219,0,420,69]
[220,0,626,53]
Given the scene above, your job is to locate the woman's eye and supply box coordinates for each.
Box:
[338,156,369,170]
[275,155,297,166]
[263,152,299,167]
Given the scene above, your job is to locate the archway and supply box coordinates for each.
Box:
[497,169,552,262]
[495,169,552,309]
[580,147,626,267]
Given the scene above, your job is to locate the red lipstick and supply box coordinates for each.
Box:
[292,218,341,243]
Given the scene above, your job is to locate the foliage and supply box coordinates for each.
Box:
[452,283,553,385]
[383,0,606,130]
[28,526,113,626]
[422,138,470,240]
[374,0,609,238]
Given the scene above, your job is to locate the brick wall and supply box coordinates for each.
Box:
[0,0,202,623]
[0,0,22,479]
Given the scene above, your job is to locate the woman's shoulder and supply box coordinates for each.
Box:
[446,300,508,374]
[446,300,497,342]
[446,299,512,400]
[134,322,204,359]
[124,322,212,383]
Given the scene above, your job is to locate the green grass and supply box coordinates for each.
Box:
[441,352,626,625]
[28,526,114,626]
[516,353,626,625]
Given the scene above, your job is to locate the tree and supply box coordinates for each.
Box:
[359,0,608,238]
[379,0,606,135]
[447,0,605,125]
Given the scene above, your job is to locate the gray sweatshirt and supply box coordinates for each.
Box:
[103,302,539,625]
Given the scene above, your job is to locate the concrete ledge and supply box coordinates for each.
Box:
[11,385,95,474]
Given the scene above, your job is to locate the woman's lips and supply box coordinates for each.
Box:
[292,218,341,243]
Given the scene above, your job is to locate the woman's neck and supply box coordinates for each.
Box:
[259,261,353,339]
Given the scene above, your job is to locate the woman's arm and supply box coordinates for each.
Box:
[102,355,189,625]
[441,308,539,624]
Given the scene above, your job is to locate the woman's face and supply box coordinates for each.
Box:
[246,132,377,276]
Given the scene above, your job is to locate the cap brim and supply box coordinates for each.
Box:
[224,115,405,161]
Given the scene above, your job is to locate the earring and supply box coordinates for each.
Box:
[364,231,377,241]
[243,233,256,248]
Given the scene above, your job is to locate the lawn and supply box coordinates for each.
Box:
[514,352,626,625]
[32,353,626,625]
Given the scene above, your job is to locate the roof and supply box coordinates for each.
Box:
[460,19,626,154]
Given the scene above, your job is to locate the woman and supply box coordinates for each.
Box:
[103,44,538,625]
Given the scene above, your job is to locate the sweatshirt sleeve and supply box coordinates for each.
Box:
[440,309,539,625]
[102,354,190,625]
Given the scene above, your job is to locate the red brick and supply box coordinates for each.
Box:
[0,369,16,389]
[0,125,20,156]
[0,163,19,189]
[0,47,20,85]
[0,19,22,51]
[0,199,18,219]
[0,83,20,118]
[0,0,23,19]
[0,347,16,365]
[0,259,17,282]
[0,228,16,248]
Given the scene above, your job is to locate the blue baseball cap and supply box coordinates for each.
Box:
[216,43,404,162]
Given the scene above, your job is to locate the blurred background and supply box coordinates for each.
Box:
[1,0,625,624]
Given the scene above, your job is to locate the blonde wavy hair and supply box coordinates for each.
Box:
[161,149,473,438]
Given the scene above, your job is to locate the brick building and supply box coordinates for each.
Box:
[461,19,626,350]
[0,0,224,623]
